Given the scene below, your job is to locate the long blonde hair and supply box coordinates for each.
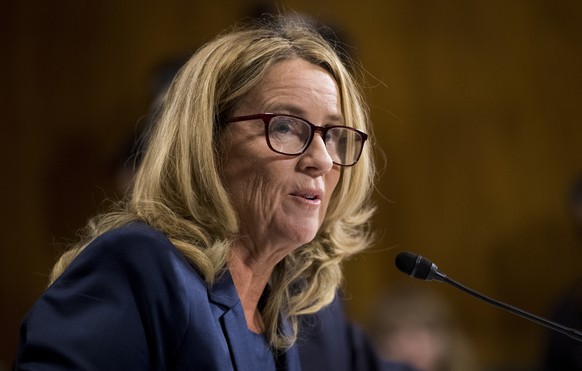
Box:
[50,15,376,349]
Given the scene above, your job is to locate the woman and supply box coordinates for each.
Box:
[16,16,380,370]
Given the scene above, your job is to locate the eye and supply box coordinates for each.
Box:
[271,117,293,135]
[324,129,337,142]
[325,128,346,147]
[269,116,308,140]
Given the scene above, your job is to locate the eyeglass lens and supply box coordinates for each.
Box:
[267,116,363,166]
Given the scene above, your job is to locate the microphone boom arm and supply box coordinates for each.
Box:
[441,275,582,342]
[395,251,582,342]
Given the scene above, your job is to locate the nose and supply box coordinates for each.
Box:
[298,133,334,175]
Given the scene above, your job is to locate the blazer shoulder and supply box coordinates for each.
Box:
[76,222,191,270]
[18,222,205,370]
[91,221,179,256]
[54,221,207,297]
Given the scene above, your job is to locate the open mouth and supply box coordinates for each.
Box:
[291,192,320,201]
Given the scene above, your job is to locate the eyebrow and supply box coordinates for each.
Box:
[267,105,344,125]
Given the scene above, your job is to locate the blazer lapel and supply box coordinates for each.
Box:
[208,271,271,371]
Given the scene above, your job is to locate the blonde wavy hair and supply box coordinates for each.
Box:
[50,15,376,350]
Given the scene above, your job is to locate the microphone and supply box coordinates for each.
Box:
[394,251,582,342]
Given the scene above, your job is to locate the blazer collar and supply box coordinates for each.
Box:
[208,270,240,309]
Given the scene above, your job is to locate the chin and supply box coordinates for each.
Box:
[277,218,322,247]
[290,228,319,247]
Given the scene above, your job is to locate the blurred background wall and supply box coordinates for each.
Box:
[1,1,581,370]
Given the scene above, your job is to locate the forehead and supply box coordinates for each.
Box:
[242,58,342,119]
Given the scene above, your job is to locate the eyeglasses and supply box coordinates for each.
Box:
[226,113,368,167]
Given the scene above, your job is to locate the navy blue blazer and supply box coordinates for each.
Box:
[16,222,413,371]
[297,295,414,371]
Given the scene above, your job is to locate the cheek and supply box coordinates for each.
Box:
[326,170,341,199]
[220,135,263,193]
[330,170,341,190]
[223,156,261,200]
[320,169,341,216]
[222,154,287,215]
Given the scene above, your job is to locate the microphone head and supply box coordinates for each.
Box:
[395,251,438,280]
[394,251,419,275]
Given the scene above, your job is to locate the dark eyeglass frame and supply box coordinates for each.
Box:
[225,113,368,167]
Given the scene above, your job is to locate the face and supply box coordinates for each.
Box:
[220,58,342,261]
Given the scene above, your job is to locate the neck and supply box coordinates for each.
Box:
[227,242,277,334]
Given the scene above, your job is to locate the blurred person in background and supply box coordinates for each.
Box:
[366,282,479,371]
